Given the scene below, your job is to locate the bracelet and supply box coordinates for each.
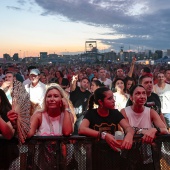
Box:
[155,127,161,134]
[137,129,143,134]
[65,108,71,113]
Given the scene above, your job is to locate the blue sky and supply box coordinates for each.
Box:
[1,0,170,57]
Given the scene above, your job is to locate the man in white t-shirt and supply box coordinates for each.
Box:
[98,67,112,89]
[23,66,37,86]
[25,69,46,115]
[154,72,170,95]
[153,72,170,131]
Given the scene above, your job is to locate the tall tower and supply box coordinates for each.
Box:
[120,46,124,61]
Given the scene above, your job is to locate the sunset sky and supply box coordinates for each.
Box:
[1,0,170,58]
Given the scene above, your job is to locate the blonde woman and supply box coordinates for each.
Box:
[28,83,76,137]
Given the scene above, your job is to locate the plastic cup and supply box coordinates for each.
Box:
[115,131,124,144]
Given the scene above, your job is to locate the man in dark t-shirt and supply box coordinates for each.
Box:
[70,77,91,134]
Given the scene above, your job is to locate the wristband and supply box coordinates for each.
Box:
[65,108,71,113]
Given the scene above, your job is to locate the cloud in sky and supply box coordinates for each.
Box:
[6,6,22,11]
[32,0,170,51]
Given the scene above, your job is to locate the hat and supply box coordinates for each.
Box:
[29,69,40,75]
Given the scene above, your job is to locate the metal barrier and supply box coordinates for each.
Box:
[0,135,170,170]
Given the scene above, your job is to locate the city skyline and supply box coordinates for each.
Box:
[1,0,170,58]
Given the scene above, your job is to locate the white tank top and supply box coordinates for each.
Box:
[125,106,152,129]
[36,112,64,136]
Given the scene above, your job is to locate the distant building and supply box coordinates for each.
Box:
[167,49,170,57]
[145,50,152,59]
[13,53,19,61]
[49,53,58,59]
[22,57,39,63]
[105,51,116,61]
[40,52,48,60]
[155,50,163,59]
[3,53,11,61]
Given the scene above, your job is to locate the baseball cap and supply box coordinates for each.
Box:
[29,69,40,75]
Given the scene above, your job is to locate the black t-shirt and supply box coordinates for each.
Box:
[126,92,161,115]
[0,113,9,134]
[84,109,124,135]
[70,86,91,115]
[1,113,9,123]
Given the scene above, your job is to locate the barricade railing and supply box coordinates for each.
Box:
[0,135,170,170]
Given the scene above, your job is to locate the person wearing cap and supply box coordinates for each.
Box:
[23,66,37,86]
[25,69,46,115]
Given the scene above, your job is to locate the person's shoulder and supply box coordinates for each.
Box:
[151,92,159,98]
[84,109,97,118]
[166,83,170,88]
[109,109,121,114]
[23,78,31,85]
[153,84,158,88]
[32,111,42,119]
[85,89,91,95]
[63,77,69,81]
[39,81,46,88]
[74,86,80,92]
[106,78,112,83]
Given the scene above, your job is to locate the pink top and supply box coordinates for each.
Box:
[36,112,64,136]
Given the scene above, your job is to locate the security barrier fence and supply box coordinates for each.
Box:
[0,135,170,170]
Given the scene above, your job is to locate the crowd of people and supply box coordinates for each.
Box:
[0,58,170,169]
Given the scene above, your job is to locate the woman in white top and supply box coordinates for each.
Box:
[121,85,168,143]
[25,83,76,137]
[120,85,168,169]
[113,78,129,111]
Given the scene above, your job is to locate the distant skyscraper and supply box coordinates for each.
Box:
[40,52,48,59]
[3,53,11,61]
[13,53,19,61]
[167,49,170,57]
[155,50,163,59]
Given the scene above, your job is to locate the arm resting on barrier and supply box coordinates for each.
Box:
[119,119,134,150]
[79,118,124,152]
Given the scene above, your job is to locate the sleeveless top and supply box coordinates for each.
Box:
[125,106,152,129]
[36,112,64,136]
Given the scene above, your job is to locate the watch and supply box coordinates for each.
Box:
[137,129,143,134]
[101,132,107,140]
